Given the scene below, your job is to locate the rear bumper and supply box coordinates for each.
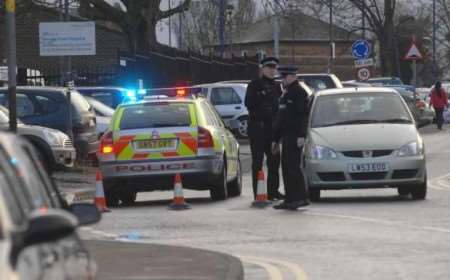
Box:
[100,155,224,191]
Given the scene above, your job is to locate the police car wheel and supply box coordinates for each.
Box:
[210,159,228,201]
[309,189,321,202]
[120,191,137,206]
[104,181,120,207]
[227,159,242,197]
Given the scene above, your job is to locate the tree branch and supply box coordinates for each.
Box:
[79,0,125,22]
[158,0,191,20]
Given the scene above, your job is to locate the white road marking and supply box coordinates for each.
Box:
[307,211,450,235]
[239,255,308,280]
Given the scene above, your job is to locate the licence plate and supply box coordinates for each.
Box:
[348,162,389,173]
[135,139,176,150]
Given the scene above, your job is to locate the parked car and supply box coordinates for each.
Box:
[366,77,415,93]
[296,73,344,91]
[342,80,373,88]
[84,96,114,136]
[394,88,434,126]
[304,87,427,201]
[97,96,241,206]
[0,87,99,159]
[0,132,100,280]
[76,87,137,109]
[0,105,75,171]
[192,82,249,138]
[416,87,431,100]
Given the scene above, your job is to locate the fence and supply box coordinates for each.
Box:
[18,47,260,88]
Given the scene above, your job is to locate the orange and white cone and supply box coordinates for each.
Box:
[252,170,271,208]
[168,174,191,210]
[94,170,111,213]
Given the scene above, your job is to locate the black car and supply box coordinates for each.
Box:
[0,132,100,279]
[76,86,132,109]
[0,87,99,159]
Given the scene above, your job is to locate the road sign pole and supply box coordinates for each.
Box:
[413,59,417,88]
[6,0,17,133]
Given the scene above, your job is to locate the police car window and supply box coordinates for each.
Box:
[211,88,241,105]
[200,102,216,126]
[204,102,225,128]
[120,103,192,130]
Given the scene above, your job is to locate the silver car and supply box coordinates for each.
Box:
[0,106,75,171]
[304,88,427,201]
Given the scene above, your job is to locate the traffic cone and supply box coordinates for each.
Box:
[94,170,111,213]
[252,170,271,208]
[168,174,191,210]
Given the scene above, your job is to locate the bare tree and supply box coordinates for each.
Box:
[77,0,191,53]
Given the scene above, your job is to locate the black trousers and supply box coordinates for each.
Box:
[281,133,307,202]
[248,121,280,198]
[435,108,445,129]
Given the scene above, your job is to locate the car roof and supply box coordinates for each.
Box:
[296,73,337,77]
[118,97,201,109]
[0,86,68,93]
[316,87,399,96]
[76,87,126,91]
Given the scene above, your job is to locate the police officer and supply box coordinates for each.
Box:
[272,65,309,210]
[245,57,283,200]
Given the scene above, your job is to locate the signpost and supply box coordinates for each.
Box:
[403,39,423,89]
[352,40,372,81]
[6,0,17,132]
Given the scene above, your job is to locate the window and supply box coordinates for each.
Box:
[210,88,242,105]
[204,101,225,128]
[120,103,192,130]
[91,92,115,108]
[35,95,59,114]
[200,102,216,126]
[0,173,25,226]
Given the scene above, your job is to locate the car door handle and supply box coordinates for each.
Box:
[235,106,241,110]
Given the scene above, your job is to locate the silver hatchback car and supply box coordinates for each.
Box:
[304,88,427,201]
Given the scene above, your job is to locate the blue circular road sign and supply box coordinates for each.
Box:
[352,40,371,59]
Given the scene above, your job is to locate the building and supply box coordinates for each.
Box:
[211,12,360,80]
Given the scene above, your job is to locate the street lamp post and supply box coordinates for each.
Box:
[433,0,437,81]
[226,4,234,58]
[328,0,334,73]
[5,0,17,132]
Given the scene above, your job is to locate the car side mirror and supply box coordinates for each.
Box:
[69,203,101,226]
[416,118,430,129]
[10,209,78,267]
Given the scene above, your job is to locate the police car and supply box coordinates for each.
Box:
[97,96,242,207]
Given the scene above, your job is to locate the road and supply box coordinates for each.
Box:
[80,126,450,280]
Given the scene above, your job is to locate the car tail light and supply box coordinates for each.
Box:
[99,131,114,154]
[198,127,214,148]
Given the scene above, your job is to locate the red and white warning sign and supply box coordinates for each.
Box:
[403,42,423,61]
[356,67,371,81]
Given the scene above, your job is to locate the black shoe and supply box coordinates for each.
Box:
[287,200,310,210]
[274,192,285,200]
[273,201,290,210]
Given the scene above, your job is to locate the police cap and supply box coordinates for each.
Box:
[278,65,298,76]
[260,57,279,67]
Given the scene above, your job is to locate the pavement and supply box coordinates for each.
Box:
[58,125,450,279]
[86,240,243,280]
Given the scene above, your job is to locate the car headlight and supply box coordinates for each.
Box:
[309,145,338,160]
[397,141,424,157]
[43,130,63,147]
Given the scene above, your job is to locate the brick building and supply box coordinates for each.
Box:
[212,13,359,80]
[0,4,129,84]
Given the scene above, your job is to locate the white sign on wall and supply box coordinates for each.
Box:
[39,22,96,56]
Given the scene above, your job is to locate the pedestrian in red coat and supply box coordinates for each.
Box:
[429,81,449,130]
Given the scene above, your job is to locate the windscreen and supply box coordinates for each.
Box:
[311,92,413,128]
[120,103,192,130]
